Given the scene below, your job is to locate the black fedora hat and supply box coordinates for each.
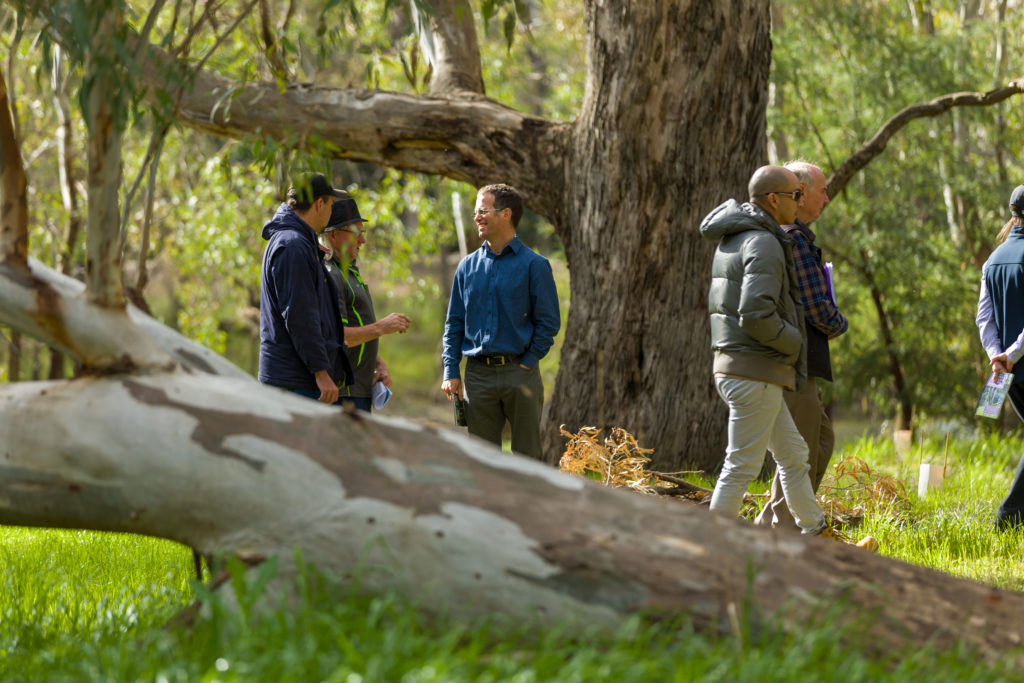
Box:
[325,197,370,232]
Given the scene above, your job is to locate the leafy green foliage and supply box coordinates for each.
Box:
[770,0,1024,424]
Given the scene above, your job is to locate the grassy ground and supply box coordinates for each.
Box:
[3,432,1023,681]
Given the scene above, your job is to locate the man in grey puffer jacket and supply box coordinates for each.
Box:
[700,165,826,535]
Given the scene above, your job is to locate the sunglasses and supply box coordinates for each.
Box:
[772,189,803,202]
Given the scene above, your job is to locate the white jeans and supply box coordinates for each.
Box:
[709,377,824,532]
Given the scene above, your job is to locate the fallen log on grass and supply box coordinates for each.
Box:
[2,368,1024,666]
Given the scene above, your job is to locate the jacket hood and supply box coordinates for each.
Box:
[700,199,784,241]
[262,203,316,242]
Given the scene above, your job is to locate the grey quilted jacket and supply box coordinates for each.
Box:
[700,199,807,390]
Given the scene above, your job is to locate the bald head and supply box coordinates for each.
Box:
[748,165,801,225]
[748,165,797,199]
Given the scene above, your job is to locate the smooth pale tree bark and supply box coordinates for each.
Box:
[415,0,485,95]
[83,7,125,309]
[0,258,248,377]
[4,364,1024,663]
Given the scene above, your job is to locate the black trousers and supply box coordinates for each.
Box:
[996,383,1024,529]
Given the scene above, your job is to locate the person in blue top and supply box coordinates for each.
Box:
[976,184,1024,530]
[441,184,561,460]
[259,172,352,403]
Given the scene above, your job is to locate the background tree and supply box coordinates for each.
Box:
[769,0,1024,431]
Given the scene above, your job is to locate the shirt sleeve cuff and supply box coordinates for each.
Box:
[519,353,539,368]
[443,365,461,381]
[1009,346,1024,365]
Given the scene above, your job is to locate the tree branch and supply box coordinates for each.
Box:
[18,0,565,215]
[258,0,289,84]
[83,8,125,309]
[416,0,485,95]
[827,79,1024,198]
[0,256,250,376]
[170,64,568,216]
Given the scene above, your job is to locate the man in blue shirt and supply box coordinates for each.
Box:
[441,184,561,460]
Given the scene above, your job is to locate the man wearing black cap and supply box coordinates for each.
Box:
[976,184,1024,529]
[259,172,352,403]
[322,196,411,412]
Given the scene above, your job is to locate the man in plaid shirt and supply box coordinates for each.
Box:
[756,161,849,530]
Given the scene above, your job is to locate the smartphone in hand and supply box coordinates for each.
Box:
[453,398,468,427]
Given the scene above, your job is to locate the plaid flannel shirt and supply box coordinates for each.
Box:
[784,222,848,339]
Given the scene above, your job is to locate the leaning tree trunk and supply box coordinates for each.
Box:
[3,351,1024,665]
[546,0,771,471]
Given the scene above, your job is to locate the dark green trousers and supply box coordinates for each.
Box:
[464,359,544,460]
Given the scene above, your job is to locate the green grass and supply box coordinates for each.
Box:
[4,433,1024,681]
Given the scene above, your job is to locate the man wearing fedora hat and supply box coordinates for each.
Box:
[259,172,352,403]
[977,184,1024,530]
[323,196,411,412]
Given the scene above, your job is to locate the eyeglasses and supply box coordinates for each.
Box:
[473,208,504,217]
[772,189,803,202]
[326,225,363,236]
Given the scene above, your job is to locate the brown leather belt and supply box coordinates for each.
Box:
[471,354,520,367]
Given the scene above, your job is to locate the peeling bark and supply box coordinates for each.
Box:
[2,371,1024,663]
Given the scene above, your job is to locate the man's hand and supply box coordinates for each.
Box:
[991,353,1015,374]
[519,363,531,370]
[314,370,339,404]
[442,378,462,401]
[374,357,393,388]
[378,313,411,335]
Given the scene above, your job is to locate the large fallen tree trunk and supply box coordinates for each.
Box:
[2,342,1024,663]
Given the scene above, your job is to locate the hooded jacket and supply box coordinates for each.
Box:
[258,203,353,390]
[700,199,807,390]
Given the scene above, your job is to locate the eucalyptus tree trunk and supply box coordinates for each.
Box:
[546,0,770,470]
[83,7,125,310]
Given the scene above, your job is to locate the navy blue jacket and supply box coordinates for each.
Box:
[258,203,352,390]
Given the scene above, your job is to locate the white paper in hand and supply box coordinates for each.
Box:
[372,381,392,410]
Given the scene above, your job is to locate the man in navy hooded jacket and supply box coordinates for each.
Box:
[259,173,353,403]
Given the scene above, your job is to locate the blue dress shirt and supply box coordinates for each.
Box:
[442,237,561,380]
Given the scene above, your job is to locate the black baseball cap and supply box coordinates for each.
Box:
[286,173,348,204]
[324,197,370,232]
[1010,184,1024,218]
